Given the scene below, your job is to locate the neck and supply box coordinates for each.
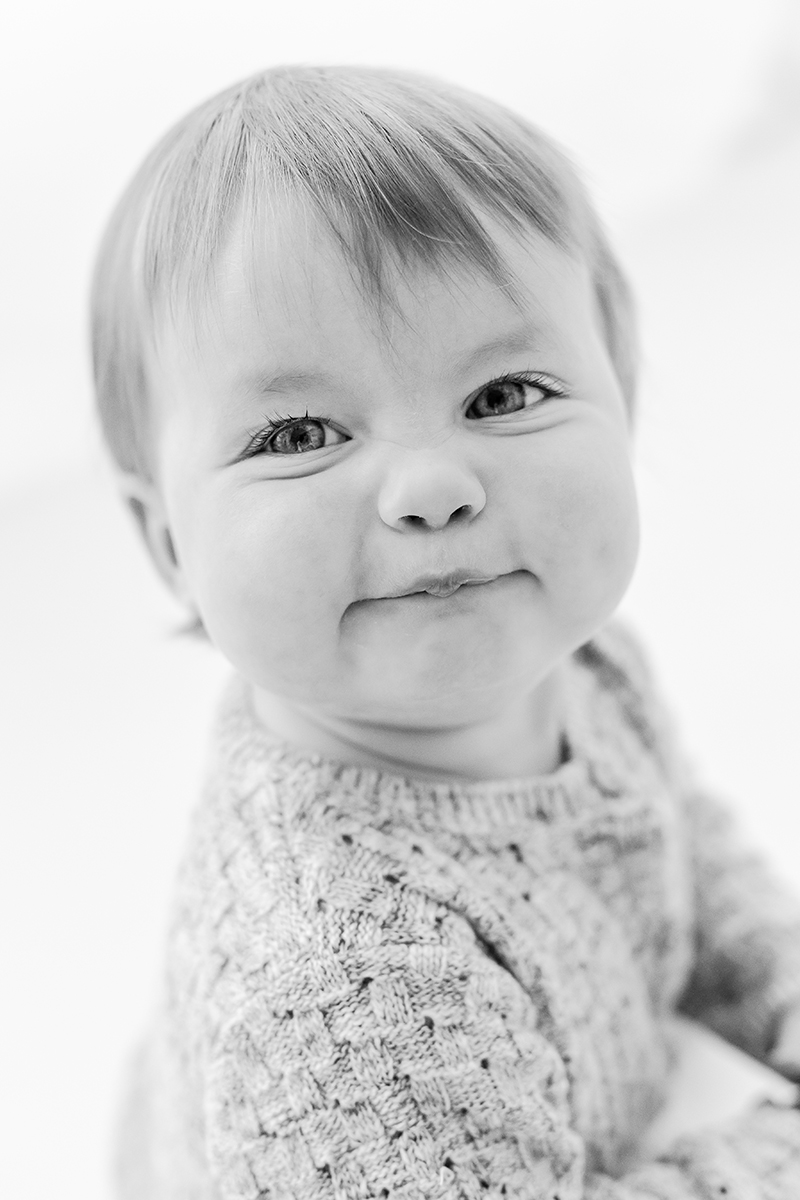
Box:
[251,666,569,784]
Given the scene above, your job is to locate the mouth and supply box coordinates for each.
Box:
[390,571,500,599]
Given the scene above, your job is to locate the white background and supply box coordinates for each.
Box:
[1,1,800,1195]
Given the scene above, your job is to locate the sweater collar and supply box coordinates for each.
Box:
[207,642,646,835]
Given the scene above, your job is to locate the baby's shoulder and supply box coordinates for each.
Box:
[170,728,375,1018]
[577,616,658,697]
[575,617,679,770]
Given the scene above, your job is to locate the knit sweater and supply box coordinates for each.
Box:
[117,621,800,1200]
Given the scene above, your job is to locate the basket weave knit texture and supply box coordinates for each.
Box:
[117,621,800,1199]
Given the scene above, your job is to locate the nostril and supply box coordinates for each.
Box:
[400,506,473,530]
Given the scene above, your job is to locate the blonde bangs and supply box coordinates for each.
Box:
[91,65,636,477]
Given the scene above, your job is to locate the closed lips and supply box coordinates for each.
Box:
[393,572,500,598]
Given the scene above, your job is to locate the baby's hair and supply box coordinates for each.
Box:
[91,64,637,483]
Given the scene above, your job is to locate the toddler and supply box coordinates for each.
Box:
[93,65,800,1199]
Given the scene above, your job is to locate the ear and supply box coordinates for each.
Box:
[116,471,195,610]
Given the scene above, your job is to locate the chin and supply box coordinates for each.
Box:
[350,652,550,728]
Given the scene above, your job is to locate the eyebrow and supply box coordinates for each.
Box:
[233,325,540,400]
[454,326,540,376]
[235,368,334,400]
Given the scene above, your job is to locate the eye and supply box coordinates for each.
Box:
[243,414,349,457]
[466,372,564,420]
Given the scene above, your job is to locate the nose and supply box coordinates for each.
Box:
[378,450,486,531]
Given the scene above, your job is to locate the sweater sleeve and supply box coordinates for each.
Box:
[676,785,800,1062]
[594,620,800,1064]
[204,874,800,1200]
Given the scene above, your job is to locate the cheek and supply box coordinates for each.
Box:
[179,488,350,684]
[519,437,639,587]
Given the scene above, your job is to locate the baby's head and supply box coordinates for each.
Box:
[91,65,640,736]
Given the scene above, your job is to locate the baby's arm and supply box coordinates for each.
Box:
[597,620,800,1077]
[772,1004,800,1082]
[204,868,800,1200]
[677,785,800,1075]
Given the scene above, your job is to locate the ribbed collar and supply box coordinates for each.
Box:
[205,641,650,837]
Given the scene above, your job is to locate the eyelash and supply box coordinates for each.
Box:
[473,370,567,412]
[241,370,566,458]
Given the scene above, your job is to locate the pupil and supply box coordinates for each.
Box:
[275,420,324,453]
[485,382,521,413]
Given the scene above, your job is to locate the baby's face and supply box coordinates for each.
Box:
[148,205,639,729]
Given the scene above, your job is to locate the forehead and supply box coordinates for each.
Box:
[156,200,595,390]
